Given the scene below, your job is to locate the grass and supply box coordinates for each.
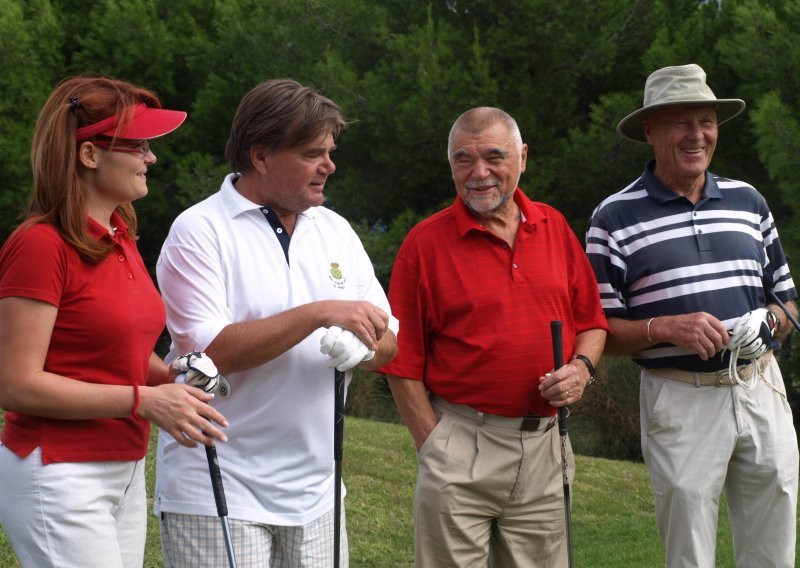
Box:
[0,417,792,567]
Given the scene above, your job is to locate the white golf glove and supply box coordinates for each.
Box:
[724,308,779,360]
[320,326,375,372]
[172,351,222,393]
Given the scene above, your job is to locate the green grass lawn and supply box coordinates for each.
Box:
[0,417,793,567]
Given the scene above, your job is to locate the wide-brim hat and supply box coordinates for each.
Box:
[75,103,187,142]
[617,64,745,143]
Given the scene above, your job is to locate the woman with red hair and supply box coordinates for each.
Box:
[0,76,228,567]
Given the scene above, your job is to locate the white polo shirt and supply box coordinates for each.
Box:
[154,173,397,525]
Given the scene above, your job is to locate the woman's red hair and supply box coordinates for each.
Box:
[28,76,162,263]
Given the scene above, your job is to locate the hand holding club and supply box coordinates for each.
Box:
[172,351,222,393]
[724,308,778,360]
[320,326,375,371]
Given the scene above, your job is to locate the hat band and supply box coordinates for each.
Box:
[75,103,145,141]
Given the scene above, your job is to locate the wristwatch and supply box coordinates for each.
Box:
[570,354,596,386]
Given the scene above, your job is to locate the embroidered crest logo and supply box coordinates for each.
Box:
[329,262,346,289]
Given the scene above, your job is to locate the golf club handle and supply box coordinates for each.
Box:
[550,321,569,437]
[334,369,346,460]
[557,407,568,437]
[205,445,229,518]
[550,320,564,372]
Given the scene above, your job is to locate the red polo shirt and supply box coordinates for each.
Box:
[379,189,609,417]
[0,214,165,464]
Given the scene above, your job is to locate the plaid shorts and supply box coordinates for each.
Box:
[160,507,348,568]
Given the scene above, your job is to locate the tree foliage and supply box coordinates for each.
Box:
[0,0,62,231]
[4,0,800,453]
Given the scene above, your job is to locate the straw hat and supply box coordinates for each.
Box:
[617,64,745,143]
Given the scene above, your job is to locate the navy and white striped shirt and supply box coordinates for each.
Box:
[586,161,797,371]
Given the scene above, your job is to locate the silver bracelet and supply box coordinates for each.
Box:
[646,317,657,344]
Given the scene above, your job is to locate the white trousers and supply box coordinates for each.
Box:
[0,445,147,568]
[641,356,798,568]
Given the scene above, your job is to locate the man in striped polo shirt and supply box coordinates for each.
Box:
[381,107,609,567]
[587,64,798,567]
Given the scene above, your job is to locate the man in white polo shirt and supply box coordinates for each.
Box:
[154,79,398,567]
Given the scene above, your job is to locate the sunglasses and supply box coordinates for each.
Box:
[91,137,151,156]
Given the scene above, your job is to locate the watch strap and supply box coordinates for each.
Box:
[570,354,595,386]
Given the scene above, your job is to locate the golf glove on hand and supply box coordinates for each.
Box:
[320,326,375,372]
[172,351,221,393]
[724,308,779,360]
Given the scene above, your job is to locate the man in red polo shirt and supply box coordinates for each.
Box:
[380,107,609,567]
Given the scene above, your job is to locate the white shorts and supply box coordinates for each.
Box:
[0,445,147,568]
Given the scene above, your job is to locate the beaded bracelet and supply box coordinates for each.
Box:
[131,383,141,417]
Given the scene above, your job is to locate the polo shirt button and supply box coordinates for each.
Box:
[127,273,133,279]
[276,228,283,234]
[502,243,508,249]
[118,255,125,261]
[512,263,518,269]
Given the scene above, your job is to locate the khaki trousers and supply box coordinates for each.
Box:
[641,355,798,568]
[415,398,573,567]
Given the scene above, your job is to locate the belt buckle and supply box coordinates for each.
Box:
[520,416,542,431]
[716,370,734,386]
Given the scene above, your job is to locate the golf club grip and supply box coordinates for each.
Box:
[205,445,229,517]
[550,321,568,437]
[550,321,563,369]
[334,369,346,460]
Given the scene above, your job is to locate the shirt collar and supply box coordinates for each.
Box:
[220,173,317,222]
[87,210,128,241]
[642,159,721,204]
[453,187,544,237]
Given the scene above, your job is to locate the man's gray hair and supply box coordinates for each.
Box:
[447,107,523,158]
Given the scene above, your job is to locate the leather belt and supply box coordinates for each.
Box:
[648,351,772,387]
[430,396,556,432]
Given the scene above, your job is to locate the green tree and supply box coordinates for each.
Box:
[750,92,800,249]
[70,0,177,97]
[332,7,498,222]
[537,92,652,236]
[0,0,63,239]
[4,0,800,453]
[720,0,800,251]
[726,0,800,412]
[429,1,654,195]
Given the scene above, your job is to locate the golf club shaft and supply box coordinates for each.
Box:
[221,517,236,568]
[550,320,574,568]
[205,445,238,568]
[334,368,346,568]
